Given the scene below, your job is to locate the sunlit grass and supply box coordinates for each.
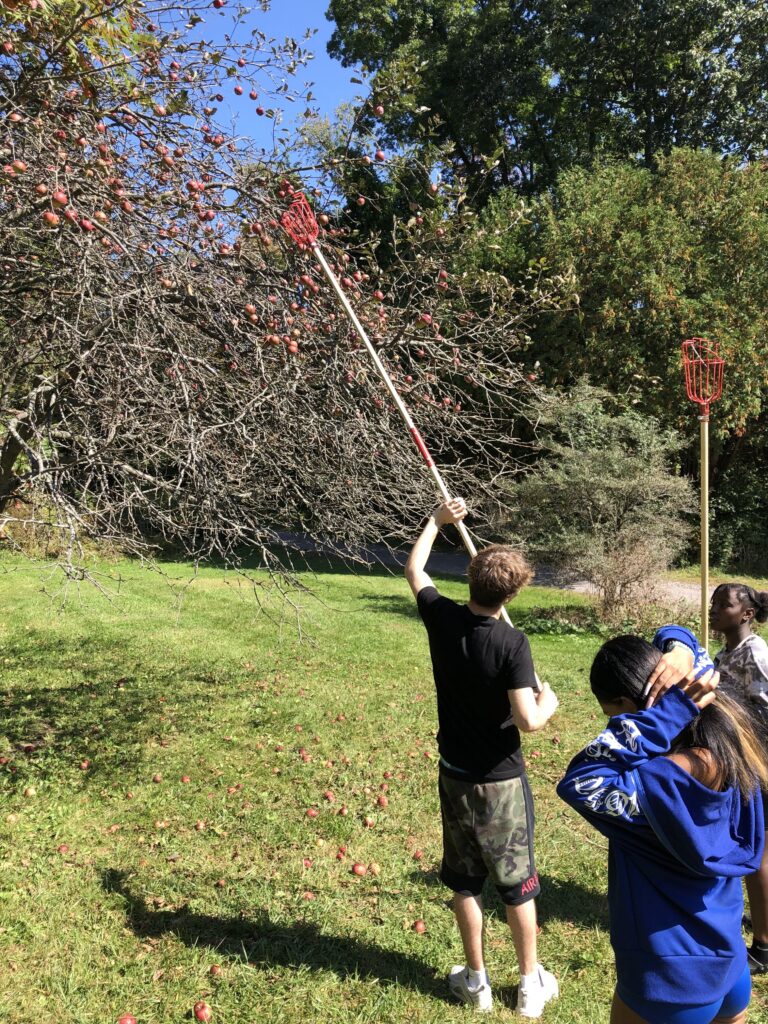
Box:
[0,554,764,1023]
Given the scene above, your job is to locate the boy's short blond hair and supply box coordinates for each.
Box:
[467,545,533,608]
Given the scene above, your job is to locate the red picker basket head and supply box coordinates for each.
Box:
[281,192,319,248]
[681,337,724,417]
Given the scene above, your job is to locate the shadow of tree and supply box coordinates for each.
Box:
[359,593,421,619]
[0,629,225,788]
[102,868,447,999]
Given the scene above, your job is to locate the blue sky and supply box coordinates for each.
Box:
[207,1,363,151]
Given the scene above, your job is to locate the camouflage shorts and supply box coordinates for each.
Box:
[438,770,539,905]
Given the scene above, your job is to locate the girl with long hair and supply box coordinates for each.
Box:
[709,583,768,974]
[558,633,768,1024]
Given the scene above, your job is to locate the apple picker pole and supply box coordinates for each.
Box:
[281,192,526,635]
[681,338,724,653]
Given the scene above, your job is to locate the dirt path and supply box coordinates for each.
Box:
[276,532,702,605]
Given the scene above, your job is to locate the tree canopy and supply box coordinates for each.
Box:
[326,0,768,194]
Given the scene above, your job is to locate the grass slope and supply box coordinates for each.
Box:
[0,555,765,1024]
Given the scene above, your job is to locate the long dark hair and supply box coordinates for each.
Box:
[590,635,768,798]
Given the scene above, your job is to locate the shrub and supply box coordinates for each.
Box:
[501,381,694,618]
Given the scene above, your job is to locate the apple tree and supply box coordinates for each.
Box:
[0,1,553,582]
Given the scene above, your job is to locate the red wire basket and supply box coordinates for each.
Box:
[281,193,319,248]
[681,337,724,416]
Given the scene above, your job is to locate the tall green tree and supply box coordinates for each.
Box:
[326,0,768,194]
[473,148,768,572]
[475,149,768,440]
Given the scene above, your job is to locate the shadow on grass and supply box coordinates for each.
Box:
[150,537,468,583]
[359,593,420,619]
[406,869,609,931]
[538,875,610,930]
[0,630,225,787]
[102,869,447,999]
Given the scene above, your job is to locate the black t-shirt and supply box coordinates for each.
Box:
[417,586,537,782]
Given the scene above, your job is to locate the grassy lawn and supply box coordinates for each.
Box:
[0,555,765,1024]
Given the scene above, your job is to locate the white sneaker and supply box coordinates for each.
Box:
[517,964,558,1018]
[448,965,493,1012]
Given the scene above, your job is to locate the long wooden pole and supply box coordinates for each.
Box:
[311,245,530,641]
[700,414,710,651]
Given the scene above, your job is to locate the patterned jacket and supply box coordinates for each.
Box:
[714,634,768,706]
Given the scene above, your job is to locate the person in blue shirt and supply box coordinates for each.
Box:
[558,629,768,1024]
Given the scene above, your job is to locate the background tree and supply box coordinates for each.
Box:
[471,149,768,570]
[502,381,694,616]
[0,1,557,581]
[475,150,768,434]
[326,0,768,195]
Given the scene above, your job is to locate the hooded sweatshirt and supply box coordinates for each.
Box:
[652,624,713,680]
[557,686,764,1007]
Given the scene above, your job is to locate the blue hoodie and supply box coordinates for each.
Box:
[652,624,713,680]
[557,685,764,1008]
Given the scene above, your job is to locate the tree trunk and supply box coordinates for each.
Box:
[0,417,31,515]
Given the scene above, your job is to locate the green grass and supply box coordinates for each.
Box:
[0,555,765,1024]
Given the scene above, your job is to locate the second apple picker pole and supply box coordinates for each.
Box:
[681,338,725,652]
[281,192,518,625]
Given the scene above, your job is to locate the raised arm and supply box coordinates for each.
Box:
[556,686,709,829]
[645,624,716,707]
[404,498,467,599]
